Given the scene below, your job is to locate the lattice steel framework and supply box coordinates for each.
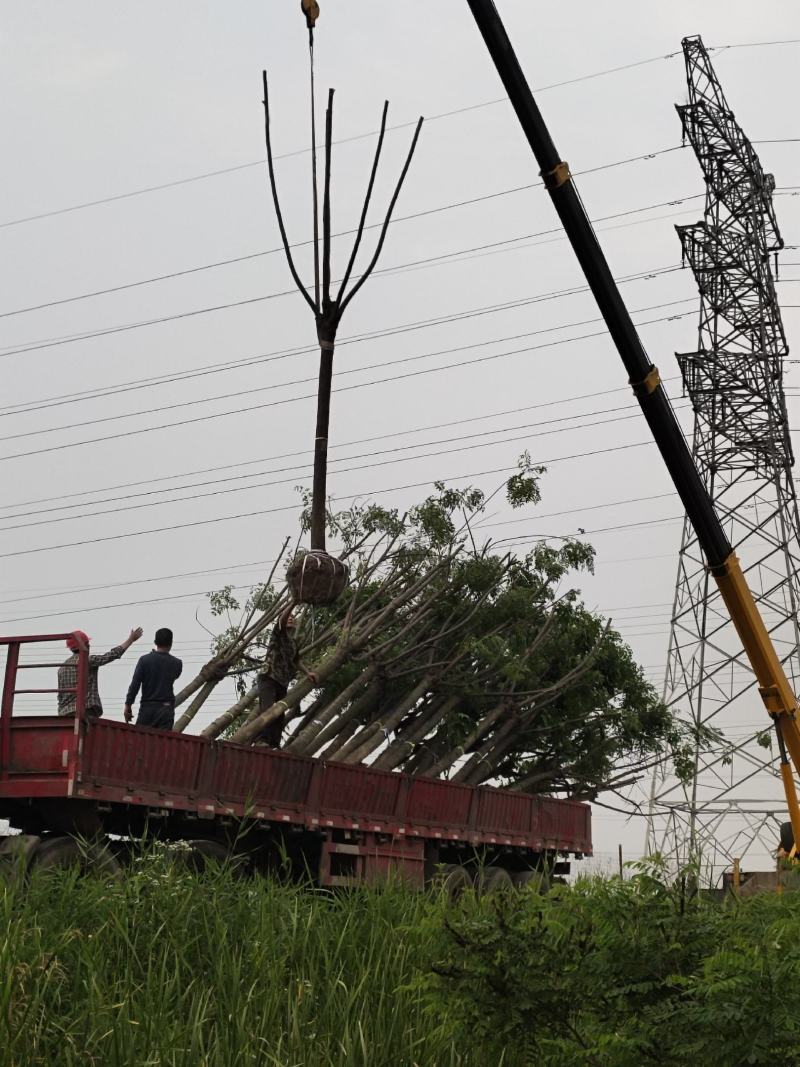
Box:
[644,35,799,879]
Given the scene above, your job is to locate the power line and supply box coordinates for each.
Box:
[0,258,688,420]
[0,295,693,445]
[0,186,693,360]
[0,403,687,533]
[0,401,691,533]
[0,441,660,561]
[0,483,683,623]
[0,192,704,322]
[0,303,693,464]
[0,375,682,515]
[0,557,276,609]
[0,493,682,624]
[3,36,798,232]
[0,52,690,232]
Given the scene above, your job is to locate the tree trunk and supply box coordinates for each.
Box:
[452,717,519,785]
[310,339,334,552]
[297,674,385,757]
[230,642,350,745]
[174,680,219,734]
[335,674,434,765]
[201,684,258,739]
[287,663,377,755]
[423,701,511,780]
[372,695,457,771]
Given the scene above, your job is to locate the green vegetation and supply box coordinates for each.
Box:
[1,852,472,1067]
[204,470,702,797]
[426,860,800,1066]
[5,856,800,1066]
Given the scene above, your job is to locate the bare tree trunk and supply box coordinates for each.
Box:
[405,727,453,775]
[297,673,385,757]
[174,680,219,734]
[230,642,350,745]
[201,684,258,739]
[372,695,456,771]
[335,674,434,765]
[287,663,378,754]
[451,716,519,785]
[423,701,511,780]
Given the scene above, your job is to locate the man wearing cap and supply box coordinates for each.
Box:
[57,627,143,721]
[123,627,183,730]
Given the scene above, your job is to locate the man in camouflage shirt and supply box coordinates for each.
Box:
[255,609,317,747]
[58,627,143,721]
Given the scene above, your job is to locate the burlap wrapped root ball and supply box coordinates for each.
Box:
[287,550,349,605]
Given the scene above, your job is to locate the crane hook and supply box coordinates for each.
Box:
[301,0,320,29]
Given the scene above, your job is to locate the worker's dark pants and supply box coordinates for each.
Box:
[256,677,287,747]
[137,701,175,730]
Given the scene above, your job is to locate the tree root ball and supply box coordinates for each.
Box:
[287,550,349,605]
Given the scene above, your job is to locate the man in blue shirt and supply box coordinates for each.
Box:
[123,627,183,730]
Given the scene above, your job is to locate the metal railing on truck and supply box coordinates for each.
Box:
[0,633,89,785]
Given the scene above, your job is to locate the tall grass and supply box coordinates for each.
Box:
[0,849,493,1067]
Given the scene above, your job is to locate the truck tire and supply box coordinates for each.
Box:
[512,869,549,893]
[0,834,42,883]
[184,839,242,873]
[437,863,473,898]
[30,835,120,878]
[477,866,514,895]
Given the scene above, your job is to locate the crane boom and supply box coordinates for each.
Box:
[464,0,800,845]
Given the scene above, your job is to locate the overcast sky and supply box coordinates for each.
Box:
[1,1,798,866]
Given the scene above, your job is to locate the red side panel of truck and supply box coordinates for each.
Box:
[0,635,592,859]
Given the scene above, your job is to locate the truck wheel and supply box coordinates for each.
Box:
[30,836,120,878]
[0,835,42,883]
[437,863,473,898]
[477,866,514,895]
[512,869,549,893]
[184,839,241,873]
[780,821,795,854]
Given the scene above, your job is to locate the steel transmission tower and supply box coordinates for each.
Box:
[645,35,799,876]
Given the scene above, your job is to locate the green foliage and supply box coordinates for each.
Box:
[0,852,473,1067]
[505,452,545,510]
[9,859,800,1067]
[210,462,691,796]
[423,861,800,1066]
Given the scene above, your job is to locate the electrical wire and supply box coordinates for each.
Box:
[0,296,694,445]
[0,264,688,420]
[0,440,662,561]
[2,35,797,232]
[0,303,694,465]
[0,53,691,231]
[0,192,704,322]
[0,404,688,534]
[0,375,682,515]
[0,198,692,360]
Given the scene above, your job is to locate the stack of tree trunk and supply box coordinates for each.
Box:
[171,525,614,791]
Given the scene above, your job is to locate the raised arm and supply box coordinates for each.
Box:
[89,627,143,669]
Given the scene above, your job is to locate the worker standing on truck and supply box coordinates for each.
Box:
[254,609,317,747]
[58,627,143,721]
[123,627,183,730]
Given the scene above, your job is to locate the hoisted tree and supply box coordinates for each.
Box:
[178,466,702,799]
[169,11,701,790]
[263,9,423,605]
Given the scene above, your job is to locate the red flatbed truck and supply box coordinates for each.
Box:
[0,633,592,886]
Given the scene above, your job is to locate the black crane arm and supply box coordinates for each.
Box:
[464,0,800,841]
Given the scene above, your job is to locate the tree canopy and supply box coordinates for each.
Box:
[175,460,702,799]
